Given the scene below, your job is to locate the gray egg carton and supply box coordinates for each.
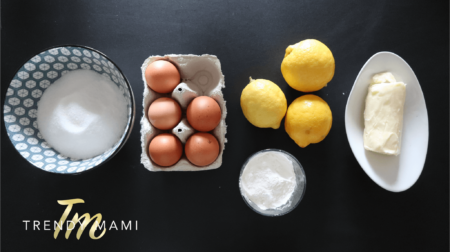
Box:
[140,54,227,171]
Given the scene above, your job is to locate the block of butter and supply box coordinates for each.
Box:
[363,72,406,155]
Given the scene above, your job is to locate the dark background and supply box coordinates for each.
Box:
[1,0,449,251]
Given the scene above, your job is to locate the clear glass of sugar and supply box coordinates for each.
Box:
[239,149,307,217]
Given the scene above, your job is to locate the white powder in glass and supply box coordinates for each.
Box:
[240,151,296,210]
[37,69,128,160]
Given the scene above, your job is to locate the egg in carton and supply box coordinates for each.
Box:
[140,54,227,171]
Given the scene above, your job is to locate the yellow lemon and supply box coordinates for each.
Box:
[241,78,287,129]
[281,39,335,92]
[285,94,332,147]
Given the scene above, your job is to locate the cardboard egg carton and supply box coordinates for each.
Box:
[140,54,227,171]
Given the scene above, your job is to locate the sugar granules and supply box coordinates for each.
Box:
[240,151,296,210]
[37,69,128,160]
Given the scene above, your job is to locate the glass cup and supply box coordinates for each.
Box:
[239,149,306,216]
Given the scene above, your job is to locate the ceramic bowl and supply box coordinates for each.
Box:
[239,149,306,217]
[3,45,135,174]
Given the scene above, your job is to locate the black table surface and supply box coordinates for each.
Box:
[1,0,449,251]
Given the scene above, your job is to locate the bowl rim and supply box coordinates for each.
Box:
[238,148,307,217]
[2,44,136,175]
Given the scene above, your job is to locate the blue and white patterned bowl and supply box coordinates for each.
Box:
[3,45,135,174]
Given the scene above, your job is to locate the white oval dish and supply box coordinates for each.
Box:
[345,52,429,192]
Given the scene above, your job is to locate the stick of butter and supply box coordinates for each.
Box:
[363,72,406,155]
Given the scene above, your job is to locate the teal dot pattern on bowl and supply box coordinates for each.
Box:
[3,46,133,174]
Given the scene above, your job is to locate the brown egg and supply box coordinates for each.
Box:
[148,133,183,167]
[148,97,182,130]
[185,132,220,167]
[145,60,180,93]
[186,96,221,132]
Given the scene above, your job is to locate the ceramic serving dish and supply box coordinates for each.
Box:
[3,45,135,174]
[345,52,428,192]
[140,54,227,171]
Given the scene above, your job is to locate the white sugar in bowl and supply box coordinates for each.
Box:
[3,45,135,174]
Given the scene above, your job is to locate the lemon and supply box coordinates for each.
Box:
[281,39,335,92]
[241,78,287,129]
[285,94,332,147]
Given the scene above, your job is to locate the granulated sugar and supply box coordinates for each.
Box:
[37,70,128,160]
[240,151,296,210]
